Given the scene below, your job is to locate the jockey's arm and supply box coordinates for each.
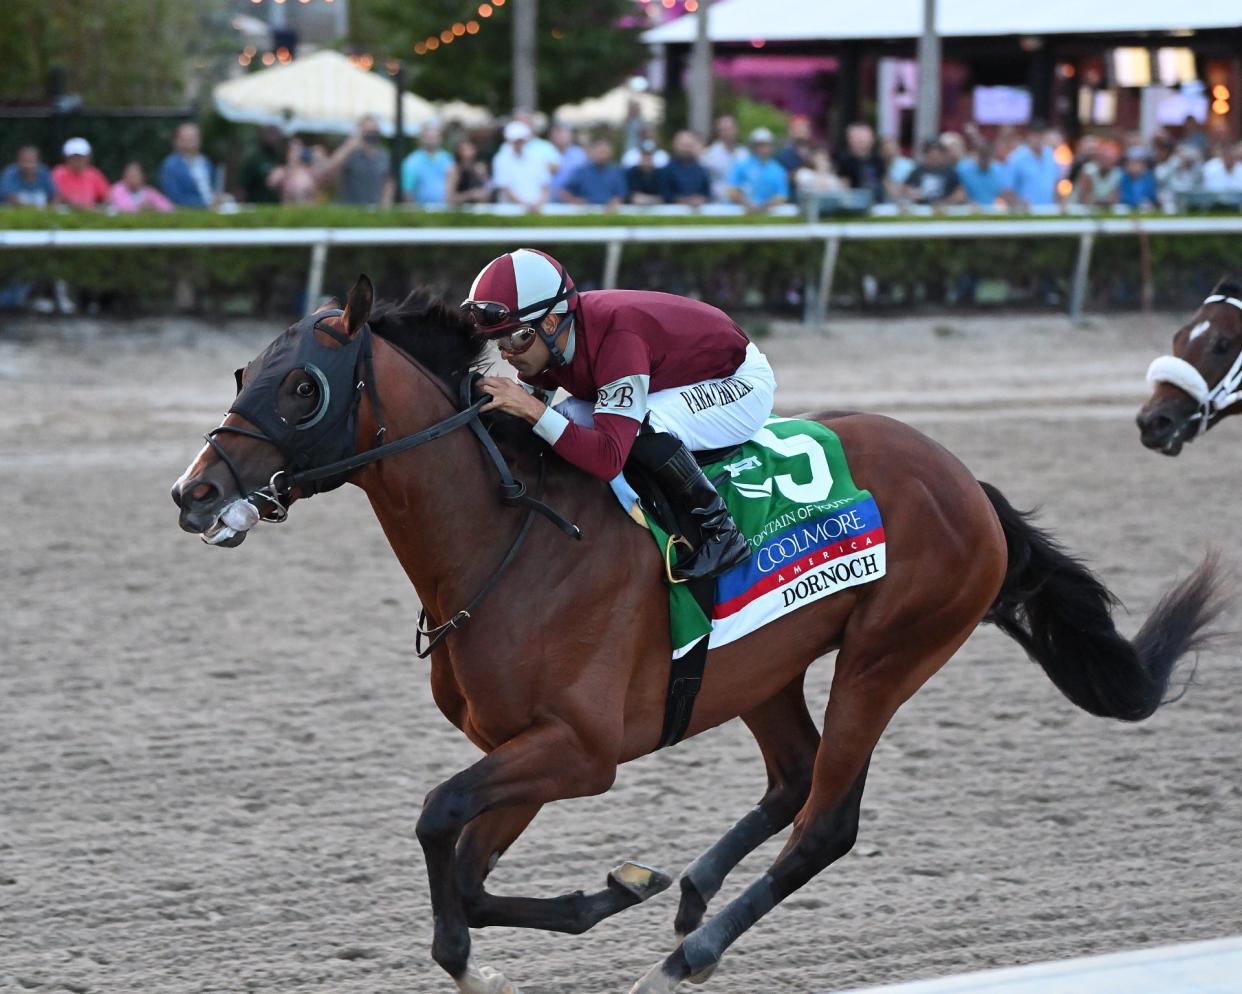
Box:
[529,332,652,480]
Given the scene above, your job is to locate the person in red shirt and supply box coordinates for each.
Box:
[468,248,776,580]
[51,138,110,210]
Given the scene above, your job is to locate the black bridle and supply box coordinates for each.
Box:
[205,309,581,654]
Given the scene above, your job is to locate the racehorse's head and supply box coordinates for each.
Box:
[1138,277,1242,455]
[170,275,375,546]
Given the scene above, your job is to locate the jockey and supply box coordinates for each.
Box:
[466,248,776,581]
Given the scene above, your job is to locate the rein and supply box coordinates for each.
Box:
[1146,293,1242,437]
[211,315,581,652]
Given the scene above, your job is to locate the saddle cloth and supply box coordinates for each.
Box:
[614,416,888,659]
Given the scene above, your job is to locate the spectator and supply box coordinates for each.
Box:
[159,123,218,208]
[110,161,174,213]
[1202,142,1242,195]
[836,122,886,202]
[956,143,1009,207]
[1180,115,1208,155]
[1119,148,1158,209]
[880,135,916,200]
[621,126,670,169]
[562,138,626,208]
[1,145,57,207]
[938,130,967,166]
[793,147,845,197]
[777,115,814,176]
[1005,125,1061,207]
[492,121,552,210]
[659,130,712,206]
[1155,143,1204,209]
[548,123,587,202]
[1066,133,1098,188]
[400,124,453,206]
[625,139,663,205]
[446,138,492,206]
[1073,141,1122,207]
[266,138,321,205]
[702,114,748,201]
[238,125,285,204]
[512,109,562,177]
[902,140,966,207]
[321,116,394,207]
[51,138,110,209]
[726,128,789,210]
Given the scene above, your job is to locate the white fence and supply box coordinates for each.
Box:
[5,216,1242,322]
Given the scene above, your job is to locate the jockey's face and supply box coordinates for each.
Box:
[499,313,564,377]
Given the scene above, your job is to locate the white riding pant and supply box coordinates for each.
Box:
[555,343,776,452]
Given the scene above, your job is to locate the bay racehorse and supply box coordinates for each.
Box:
[173,277,1226,994]
[1139,277,1242,454]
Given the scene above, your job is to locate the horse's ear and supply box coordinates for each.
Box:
[342,275,374,336]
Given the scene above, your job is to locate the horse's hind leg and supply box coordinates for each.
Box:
[674,676,820,940]
[454,804,672,934]
[631,619,979,994]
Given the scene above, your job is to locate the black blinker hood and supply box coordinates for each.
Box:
[229,308,370,495]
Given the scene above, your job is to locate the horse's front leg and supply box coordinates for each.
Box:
[416,718,621,993]
[455,804,672,935]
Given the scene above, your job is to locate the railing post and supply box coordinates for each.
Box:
[1069,231,1094,320]
[811,235,840,328]
[305,241,329,310]
[603,239,624,290]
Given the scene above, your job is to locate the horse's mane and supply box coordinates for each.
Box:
[368,289,488,383]
[367,289,559,465]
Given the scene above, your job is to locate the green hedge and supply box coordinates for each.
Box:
[1,207,1238,315]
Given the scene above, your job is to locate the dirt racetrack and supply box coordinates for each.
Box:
[2,310,1240,994]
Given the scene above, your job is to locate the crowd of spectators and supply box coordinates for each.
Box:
[5,111,1242,221]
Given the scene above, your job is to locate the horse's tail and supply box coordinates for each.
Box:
[980,481,1228,721]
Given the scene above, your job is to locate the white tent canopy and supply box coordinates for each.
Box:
[434,100,494,128]
[554,85,664,127]
[214,50,436,136]
[643,0,1242,44]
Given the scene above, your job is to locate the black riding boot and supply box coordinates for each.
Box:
[630,432,751,581]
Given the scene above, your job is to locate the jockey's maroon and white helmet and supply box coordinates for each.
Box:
[462,248,577,336]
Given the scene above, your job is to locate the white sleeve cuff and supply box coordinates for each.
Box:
[532,406,570,446]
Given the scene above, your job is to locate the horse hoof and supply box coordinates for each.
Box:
[629,960,680,994]
[455,958,519,994]
[609,861,674,902]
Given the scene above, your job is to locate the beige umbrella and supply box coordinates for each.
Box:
[434,100,494,128]
[553,85,664,127]
[214,50,436,136]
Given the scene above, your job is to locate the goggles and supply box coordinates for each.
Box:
[460,269,575,335]
[494,325,539,356]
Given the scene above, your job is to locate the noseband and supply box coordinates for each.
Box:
[1145,292,1242,438]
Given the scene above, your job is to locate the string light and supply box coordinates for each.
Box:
[417,5,496,56]
[685,0,699,9]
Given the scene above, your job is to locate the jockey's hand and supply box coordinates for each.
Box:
[478,376,547,425]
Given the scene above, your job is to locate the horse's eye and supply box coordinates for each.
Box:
[296,380,317,398]
[1212,336,1234,356]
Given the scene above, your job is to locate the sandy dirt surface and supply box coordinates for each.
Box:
[2,310,1240,994]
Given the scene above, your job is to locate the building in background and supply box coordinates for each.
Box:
[643,0,1242,146]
